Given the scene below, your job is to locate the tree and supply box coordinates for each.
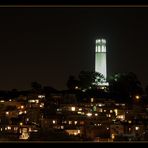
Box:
[31,81,42,91]
[78,70,105,90]
[108,72,143,100]
[66,75,80,90]
[66,71,106,90]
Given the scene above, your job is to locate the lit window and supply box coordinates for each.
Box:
[29,128,32,132]
[74,121,77,125]
[63,121,67,124]
[7,126,11,130]
[20,105,24,109]
[135,95,140,100]
[128,120,132,124]
[86,113,92,117]
[20,122,23,126]
[40,103,44,108]
[106,127,109,130]
[6,112,9,115]
[91,98,94,103]
[99,108,103,112]
[19,111,23,115]
[77,111,82,114]
[79,108,82,111]
[111,134,115,139]
[98,104,102,107]
[69,121,72,125]
[75,86,79,90]
[114,109,118,116]
[35,100,39,103]
[38,95,45,98]
[61,126,64,129]
[71,107,76,111]
[26,118,29,122]
[14,127,18,131]
[135,126,139,130]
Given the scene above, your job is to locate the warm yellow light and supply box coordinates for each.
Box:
[111,134,115,139]
[110,110,113,113]
[5,112,9,115]
[128,120,132,124]
[69,121,72,124]
[74,121,77,124]
[91,98,94,103]
[114,109,118,116]
[38,95,45,98]
[75,86,79,90]
[135,95,140,100]
[20,105,24,109]
[20,122,23,126]
[61,126,64,129]
[7,126,11,130]
[71,107,76,111]
[135,126,139,130]
[101,86,105,90]
[19,111,23,115]
[36,99,39,103]
[86,113,92,117]
[117,115,125,121]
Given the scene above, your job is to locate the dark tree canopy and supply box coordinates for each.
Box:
[78,71,105,89]
[66,71,105,90]
[31,81,42,91]
[108,72,143,98]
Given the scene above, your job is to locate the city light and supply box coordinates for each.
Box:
[75,86,79,90]
[135,95,140,100]
[86,113,92,117]
[135,126,139,130]
[71,107,76,111]
[91,98,94,103]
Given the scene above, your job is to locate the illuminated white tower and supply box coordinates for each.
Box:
[95,39,107,80]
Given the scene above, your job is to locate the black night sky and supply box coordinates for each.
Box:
[0,7,148,90]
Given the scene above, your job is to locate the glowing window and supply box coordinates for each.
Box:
[135,126,139,130]
[71,107,76,111]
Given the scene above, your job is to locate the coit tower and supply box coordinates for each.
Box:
[95,39,107,79]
